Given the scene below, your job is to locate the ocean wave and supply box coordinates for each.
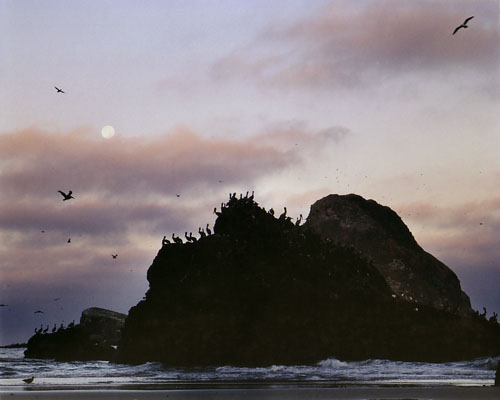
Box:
[317,358,349,368]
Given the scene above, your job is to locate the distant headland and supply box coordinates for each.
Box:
[25,193,500,365]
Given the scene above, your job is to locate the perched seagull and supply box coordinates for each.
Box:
[34,310,44,314]
[453,16,474,35]
[58,190,75,201]
[23,377,35,384]
[54,86,65,93]
[112,254,118,259]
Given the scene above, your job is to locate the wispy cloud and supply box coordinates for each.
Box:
[213,0,499,90]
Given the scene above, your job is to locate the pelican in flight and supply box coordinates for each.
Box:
[54,86,65,93]
[453,16,474,35]
[58,190,75,201]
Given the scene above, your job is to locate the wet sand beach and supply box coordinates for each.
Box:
[4,386,500,400]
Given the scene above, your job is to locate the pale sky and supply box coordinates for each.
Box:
[1,0,499,344]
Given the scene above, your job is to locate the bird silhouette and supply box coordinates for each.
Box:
[0,304,8,307]
[54,86,65,93]
[453,16,474,35]
[206,224,212,235]
[58,190,75,201]
[112,254,118,259]
[23,377,35,384]
[67,238,71,243]
[34,310,44,314]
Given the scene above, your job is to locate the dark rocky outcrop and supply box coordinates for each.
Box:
[80,307,126,345]
[304,194,473,316]
[24,307,126,361]
[117,195,500,366]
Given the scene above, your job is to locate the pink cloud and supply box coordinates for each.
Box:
[213,0,499,89]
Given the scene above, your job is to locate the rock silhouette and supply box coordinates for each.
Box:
[117,194,500,366]
[304,194,473,316]
[24,307,126,361]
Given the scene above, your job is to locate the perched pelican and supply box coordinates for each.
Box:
[206,224,212,235]
[54,86,65,93]
[172,233,183,244]
[453,16,474,35]
[198,227,207,238]
[57,190,75,201]
[23,377,35,384]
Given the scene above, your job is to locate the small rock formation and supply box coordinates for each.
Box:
[80,307,126,345]
[304,194,473,316]
[117,194,500,366]
[24,307,126,361]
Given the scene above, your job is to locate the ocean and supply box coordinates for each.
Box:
[0,347,498,392]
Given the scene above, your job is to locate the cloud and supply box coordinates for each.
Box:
[213,0,499,90]
[0,127,293,200]
[395,197,500,267]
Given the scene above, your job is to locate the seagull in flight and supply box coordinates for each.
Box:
[453,16,474,35]
[54,86,65,93]
[112,254,118,259]
[58,190,75,201]
[34,310,44,314]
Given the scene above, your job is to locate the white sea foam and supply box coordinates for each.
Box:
[1,348,498,390]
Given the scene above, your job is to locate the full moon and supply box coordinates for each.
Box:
[101,125,115,139]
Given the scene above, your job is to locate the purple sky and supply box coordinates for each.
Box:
[1,0,499,345]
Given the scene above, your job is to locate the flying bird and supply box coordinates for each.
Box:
[53,297,61,301]
[23,377,35,384]
[67,238,71,243]
[0,304,8,307]
[58,190,75,201]
[453,16,474,35]
[34,310,44,314]
[112,254,118,259]
[54,86,65,93]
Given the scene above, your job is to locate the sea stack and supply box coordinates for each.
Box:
[304,194,473,316]
[117,194,500,366]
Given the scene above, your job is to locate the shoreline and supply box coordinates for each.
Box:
[2,386,500,400]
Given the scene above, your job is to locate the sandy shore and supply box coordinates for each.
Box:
[2,387,500,400]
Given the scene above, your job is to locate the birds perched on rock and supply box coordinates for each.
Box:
[54,86,65,93]
[453,16,474,35]
[23,376,35,384]
[58,190,75,201]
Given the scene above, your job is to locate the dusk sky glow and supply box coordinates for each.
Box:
[1,0,499,345]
